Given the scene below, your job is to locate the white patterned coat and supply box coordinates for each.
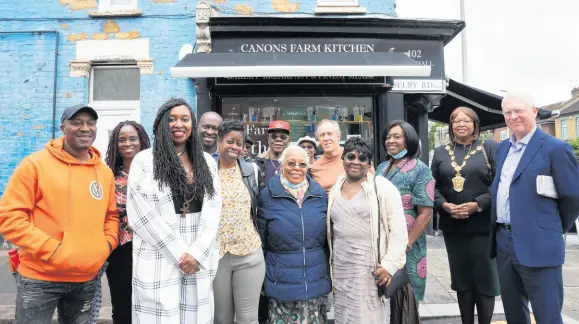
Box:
[127,148,222,324]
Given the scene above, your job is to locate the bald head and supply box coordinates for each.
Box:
[198,112,223,153]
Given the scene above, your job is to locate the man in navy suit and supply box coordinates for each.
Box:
[491,90,579,323]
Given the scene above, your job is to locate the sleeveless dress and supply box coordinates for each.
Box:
[331,190,389,324]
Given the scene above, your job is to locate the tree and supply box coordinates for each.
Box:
[429,122,445,151]
[568,138,579,161]
[479,130,494,142]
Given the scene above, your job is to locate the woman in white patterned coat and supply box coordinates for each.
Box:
[127,98,222,324]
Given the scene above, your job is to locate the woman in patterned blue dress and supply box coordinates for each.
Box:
[376,120,435,302]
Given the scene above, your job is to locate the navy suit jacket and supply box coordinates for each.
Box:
[490,128,579,267]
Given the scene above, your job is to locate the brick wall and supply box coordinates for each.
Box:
[0,0,202,197]
[0,32,59,194]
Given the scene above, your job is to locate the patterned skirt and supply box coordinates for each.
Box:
[268,296,330,324]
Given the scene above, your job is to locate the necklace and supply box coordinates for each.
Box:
[180,193,195,218]
[445,142,483,192]
[177,151,185,157]
[269,159,280,175]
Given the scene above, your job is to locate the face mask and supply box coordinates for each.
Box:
[388,148,407,160]
[281,174,308,189]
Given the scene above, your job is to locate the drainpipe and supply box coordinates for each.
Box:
[0,31,59,139]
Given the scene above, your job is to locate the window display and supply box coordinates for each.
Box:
[221,97,374,157]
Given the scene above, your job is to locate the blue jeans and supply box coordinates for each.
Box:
[15,275,98,324]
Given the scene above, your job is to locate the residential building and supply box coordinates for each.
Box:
[554,88,579,141]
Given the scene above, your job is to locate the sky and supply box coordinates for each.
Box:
[396,0,579,106]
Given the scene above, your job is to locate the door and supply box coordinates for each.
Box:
[89,65,141,154]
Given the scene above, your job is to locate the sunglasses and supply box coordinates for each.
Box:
[270,133,289,141]
[345,153,370,163]
[286,161,308,169]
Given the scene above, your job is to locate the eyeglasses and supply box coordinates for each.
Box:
[269,133,289,141]
[286,161,308,169]
[345,153,369,163]
[300,144,315,150]
[452,119,474,125]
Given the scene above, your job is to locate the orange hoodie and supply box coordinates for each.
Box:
[0,137,119,282]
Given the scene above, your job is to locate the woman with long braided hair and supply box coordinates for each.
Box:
[127,98,222,324]
[90,120,151,324]
[104,121,150,323]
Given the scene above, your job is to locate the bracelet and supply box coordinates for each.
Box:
[406,244,413,252]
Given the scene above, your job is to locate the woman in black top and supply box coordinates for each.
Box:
[430,107,499,324]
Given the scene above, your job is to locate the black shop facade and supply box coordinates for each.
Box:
[171,16,465,164]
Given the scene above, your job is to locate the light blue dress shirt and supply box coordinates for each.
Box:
[496,127,537,224]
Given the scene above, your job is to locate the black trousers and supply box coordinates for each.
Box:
[106,242,133,324]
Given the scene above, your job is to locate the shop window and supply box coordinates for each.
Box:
[98,0,138,11]
[221,96,373,157]
[561,119,569,140]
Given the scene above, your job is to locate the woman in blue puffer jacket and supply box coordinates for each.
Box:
[257,145,332,323]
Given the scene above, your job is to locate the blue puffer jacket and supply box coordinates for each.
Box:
[257,174,332,302]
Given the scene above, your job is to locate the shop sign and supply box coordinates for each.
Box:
[212,38,445,93]
[215,76,386,86]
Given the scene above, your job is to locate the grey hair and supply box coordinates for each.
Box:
[502,90,535,110]
[316,119,341,137]
[279,145,310,167]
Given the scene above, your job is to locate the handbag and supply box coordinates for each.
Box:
[374,177,410,299]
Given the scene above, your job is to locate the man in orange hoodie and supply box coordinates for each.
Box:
[0,104,119,324]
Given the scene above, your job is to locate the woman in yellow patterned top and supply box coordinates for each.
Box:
[214,119,264,324]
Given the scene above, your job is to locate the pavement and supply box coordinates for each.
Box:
[2,235,579,323]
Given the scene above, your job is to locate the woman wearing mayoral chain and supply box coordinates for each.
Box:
[430,107,499,324]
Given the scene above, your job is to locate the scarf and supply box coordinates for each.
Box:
[280,174,309,207]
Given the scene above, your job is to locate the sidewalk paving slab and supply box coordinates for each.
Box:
[1,235,579,322]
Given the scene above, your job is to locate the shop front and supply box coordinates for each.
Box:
[171,13,464,164]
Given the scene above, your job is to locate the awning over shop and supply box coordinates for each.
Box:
[170,52,431,78]
[428,79,554,130]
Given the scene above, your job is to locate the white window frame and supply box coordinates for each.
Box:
[98,0,138,11]
[575,117,579,138]
[500,129,509,140]
[561,119,569,140]
[317,0,359,7]
[89,65,141,115]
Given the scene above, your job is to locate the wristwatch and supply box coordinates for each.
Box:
[406,244,413,252]
[475,201,482,213]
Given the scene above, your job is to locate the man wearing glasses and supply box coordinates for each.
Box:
[491,91,579,324]
[255,120,291,191]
